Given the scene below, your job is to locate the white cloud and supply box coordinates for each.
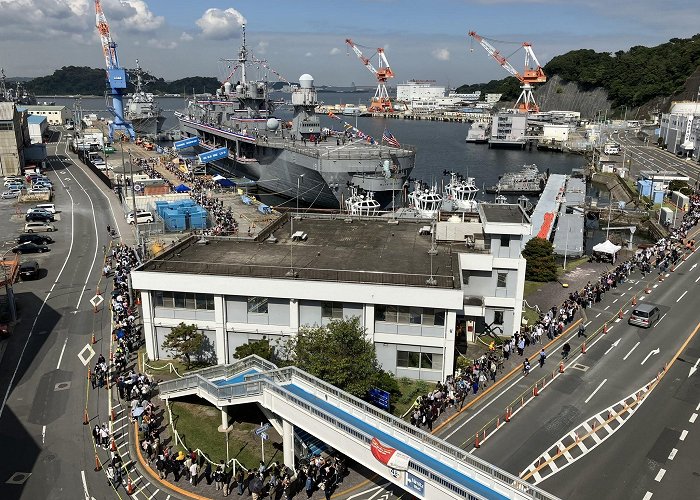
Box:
[329,47,341,55]
[256,41,269,55]
[305,52,313,57]
[432,48,450,61]
[148,39,177,50]
[180,32,194,42]
[105,0,164,33]
[196,8,246,40]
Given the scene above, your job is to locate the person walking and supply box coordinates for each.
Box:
[578,323,587,338]
[539,348,547,368]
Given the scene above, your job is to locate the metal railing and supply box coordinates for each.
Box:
[158,357,560,500]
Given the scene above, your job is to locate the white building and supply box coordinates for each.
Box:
[659,101,700,160]
[0,102,29,176]
[485,93,502,104]
[27,114,48,144]
[17,104,69,126]
[132,206,531,382]
[542,123,575,142]
[489,111,528,147]
[396,81,445,102]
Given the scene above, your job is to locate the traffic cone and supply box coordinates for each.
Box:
[658,274,664,282]
[533,384,539,397]
[474,433,480,448]
[559,361,565,373]
[83,409,89,425]
[111,408,116,422]
[94,453,102,472]
[603,322,608,334]
[645,285,651,294]
[96,284,102,295]
[632,295,637,305]
[126,479,135,494]
[505,407,511,422]
[618,308,623,319]
[582,342,587,354]
[110,438,117,452]
[91,333,97,345]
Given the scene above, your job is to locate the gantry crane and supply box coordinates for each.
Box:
[468,31,547,113]
[95,0,135,141]
[345,39,395,112]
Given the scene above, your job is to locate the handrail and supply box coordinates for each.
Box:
[158,359,560,500]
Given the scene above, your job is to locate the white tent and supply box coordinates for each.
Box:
[592,240,621,255]
[212,174,226,181]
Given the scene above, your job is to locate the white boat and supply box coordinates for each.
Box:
[466,122,489,143]
[344,187,380,216]
[408,182,443,218]
[443,172,479,212]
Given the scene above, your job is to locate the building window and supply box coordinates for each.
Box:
[196,294,215,310]
[0,122,13,130]
[461,270,470,285]
[322,301,343,320]
[497,272,507,288]
[409,307,422,325]
[247,296,268,314]
[500,235,510,248]
[493,311,504,325]
[154,291,214,310]
[397,350,420,368]
[174,292,186,308]
[375,305,387,322]
[397,306,410,324]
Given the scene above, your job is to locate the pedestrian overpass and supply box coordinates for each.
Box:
[158,356,559,500]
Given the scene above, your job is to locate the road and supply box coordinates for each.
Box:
[0,132,123,499]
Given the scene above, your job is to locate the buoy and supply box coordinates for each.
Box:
[581,342,587,354]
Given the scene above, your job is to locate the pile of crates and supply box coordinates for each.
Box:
[154,199,208,231]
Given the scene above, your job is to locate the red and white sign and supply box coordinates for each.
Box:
[370,437,410,471]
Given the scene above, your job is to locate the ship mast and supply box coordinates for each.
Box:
[239,24,247,86]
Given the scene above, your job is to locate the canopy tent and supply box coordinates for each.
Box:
[212,174,225,181]
[174,184,191,193]
[214,177,236,188]
[592,240,621,255]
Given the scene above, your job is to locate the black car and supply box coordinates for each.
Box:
[17,233,54,245]
[19,261,40,279]
[25,211,54,222]
[12,242,50,254]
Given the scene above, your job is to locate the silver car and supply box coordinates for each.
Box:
[628,304,661,328]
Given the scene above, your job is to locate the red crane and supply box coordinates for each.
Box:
[468,31,547,113]
[345,39,395,112]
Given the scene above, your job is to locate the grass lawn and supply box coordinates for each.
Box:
[392,377,432,419]
[523,280,545,298]
[170,400,282,469]
[559,256,590,275]
[522,306,540,326]
[139,348,213,382]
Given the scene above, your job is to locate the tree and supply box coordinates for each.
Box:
[522,237,558,282]
[162,322,205,369]
[234,338,277,363]
[286,317,398,399]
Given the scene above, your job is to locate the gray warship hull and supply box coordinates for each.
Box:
[130,115,166,138]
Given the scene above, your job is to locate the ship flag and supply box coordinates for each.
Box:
[382,129,401,148]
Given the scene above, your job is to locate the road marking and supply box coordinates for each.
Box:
[613,298,619,303]
[677,290,688,302]
[624,309,629,314]
[628,286,633,291]
[639,295,646,300]
[42,425,46,445]
[621,292,626,297]
[585,379,608,404]
[607,325,614,332]
[623,342,641,360]
[654,313,667,328]
[680,429,688,441]
[696,401,700,411]
[604,305,610,310]
[584,321,592,327]
[654,468,666,482]
[668,448,678,460]
[695,275,700,283]
[56,338,68,370]
[148,490,160,500]
[653,284,659,288]
[81,470,90,500]
[641,348,660,365]
[595,313,601,318]
[690,413,698,424]
[643,492,653,500]
[604,339,621,355]
[615,318,621,323]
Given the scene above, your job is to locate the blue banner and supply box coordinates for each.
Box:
[405,472,425,496]
[174,136,200,150]
[198,147,229,163]
[369,388,390,411]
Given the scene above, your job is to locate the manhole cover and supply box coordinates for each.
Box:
[6,472,31,484]
[54,381,71,391]
[572,364,589,372]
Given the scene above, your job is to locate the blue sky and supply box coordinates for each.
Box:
[0,0,698,86]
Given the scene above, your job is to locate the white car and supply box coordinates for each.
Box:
[28,187,51,195]
[126,211,154,224]
[1,190,20,199]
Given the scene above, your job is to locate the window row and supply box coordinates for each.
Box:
[375,305,445,326]
[396,350,443,371]
[154,291,215,310]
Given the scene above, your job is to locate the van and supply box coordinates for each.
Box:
[34,203,56,214]
[24,221,56,233]
[126,211,154,224]
[628,304,661,328]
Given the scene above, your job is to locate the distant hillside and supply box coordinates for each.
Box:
[20,66,221,96]
[457,34,700,117]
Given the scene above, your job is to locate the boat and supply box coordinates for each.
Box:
[443,172,479,212]
[176,24,415,209]
[408,181,443,218]
[465,122,489,143]
[485,164,547,195]
[125,60,166,139]
[0,68,37,105]
[344,186,380,216]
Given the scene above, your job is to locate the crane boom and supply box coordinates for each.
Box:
[468,31,523,83]
[344,38,395,112]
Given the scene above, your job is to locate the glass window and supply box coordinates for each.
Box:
[420,353,433,369]
[434,310,445,326]
[430,353,444,371]
[196,294,215,311]
[397,306,410,325]
[500,235,510,248]
[322,302,343,319]
[497,272,507,288]
[386,305,398,323]
[174,292,186,308]
[494,310,504,325]
[185,293,196,310]
[154,291,163,307]
[247,296,268,314]
[375,304,387,322]
[409,307,422,325]
[461,270,470,285]
[206,295,215,310]
[161,291,174,308]
[422,308,435,326]
[397,350,420,368]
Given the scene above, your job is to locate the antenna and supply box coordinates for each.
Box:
[426,219,438,286]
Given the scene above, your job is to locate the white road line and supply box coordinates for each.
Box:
[654,313,667,328]
[643,492,653,500]
[148,490,160,500]
[639,295,646,300]
[623,342,641,360]
[653,284,659,288]
[677,290,688,302]
[621,292,626,296]
[585,379,608,404]
[695,275,700,283]
[595,313,601,318]
[166,496,171,500]
[668,448,678,460]
[613,298,619,303]
[680,429,688,441]
[42,425,46,445]
[56,337,68,370]
[690,413,698,423]
[607,325,614,332]
[628,286,633,290]
[118,441,129,449]
[584,321,592,327]
[696,401,700,411]
[654,468,666,482]
[81,470,90,500]
[604,305,610,310]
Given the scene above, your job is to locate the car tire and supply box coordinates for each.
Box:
[27,229,33,233]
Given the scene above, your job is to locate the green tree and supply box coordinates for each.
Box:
[162,322,205,369]
[522,237,558,282]
[234,338,277,363]
[287,317,398,399]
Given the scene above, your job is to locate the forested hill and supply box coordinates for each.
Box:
[20,66,221,96]
[457,34,700,109]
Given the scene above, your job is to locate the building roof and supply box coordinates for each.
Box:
[0,102,15,121]
[479,203,529,224]
[27,114,46,124]
[140,217,458,288]
[16,105,67,111]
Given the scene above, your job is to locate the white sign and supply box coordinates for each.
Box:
[78,344,96,366]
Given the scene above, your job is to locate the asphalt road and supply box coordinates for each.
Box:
[0,133,123,499]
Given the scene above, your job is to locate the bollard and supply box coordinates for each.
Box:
[533,384,539,397]
[581,342,587,354]
[474,433,480,448]
[94,453,102,472]
[111,408,116,422]
[497,417,500,428]
[505,407,511,422]
[83,409,89,425]
[91,333,97,345]
[110,439,117,452]
[632,295,637,305]
[521,396,524,407]
[559,361,565,373]
[603,322,608,334]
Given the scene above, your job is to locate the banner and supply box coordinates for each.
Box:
[370,437,409,471]
[198,147,229,163]
[174,136,200,150]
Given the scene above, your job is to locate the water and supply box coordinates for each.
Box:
[48,93,586,197]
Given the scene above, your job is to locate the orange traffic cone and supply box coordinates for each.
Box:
[645,285,651,294]
[632,295,637,305]
[618,308,623,319]
[505,407,511,422]
[603,322,608,334]
[559,361,565,373]
[127,479,135,494]
[533,384,539,397]
[474,433,481,448]
[110,438,117,452]
[671,264,675,272]
[581,342,587,354]
[94,453,102,472]
[83,409,89,425]
[91,333,97,345]
[111,408,116,422]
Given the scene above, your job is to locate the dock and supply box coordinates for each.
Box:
[523,174,567,245]
[552,177,586,258]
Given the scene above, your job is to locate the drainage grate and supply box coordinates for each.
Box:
[6,472,31,485]
[572,364,589,372]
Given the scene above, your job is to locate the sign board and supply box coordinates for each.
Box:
[174,136,200,150]
[254,423,271,436]
[369,388,390,411]
[405,472,425,497]
[198,147,228,164]
[370,437,409,471]
[260,432,269,441]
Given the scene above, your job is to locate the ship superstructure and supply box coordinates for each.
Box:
[176,24,415,209]
[125,60,165,138]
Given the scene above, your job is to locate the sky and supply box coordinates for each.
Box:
[0,0,698,87]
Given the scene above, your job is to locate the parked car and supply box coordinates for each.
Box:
[126,210,154,224]
[5,183,24,191]
[19,261,40,279]
[17,233,54,244]
[24,222,55,232]
[25,211,54,222]
[33,203,56,214]
[12,242,50,254]
[27,187,51,195]
[628,304,661,328]
[1,190,20,199]
[4,179,24,188]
